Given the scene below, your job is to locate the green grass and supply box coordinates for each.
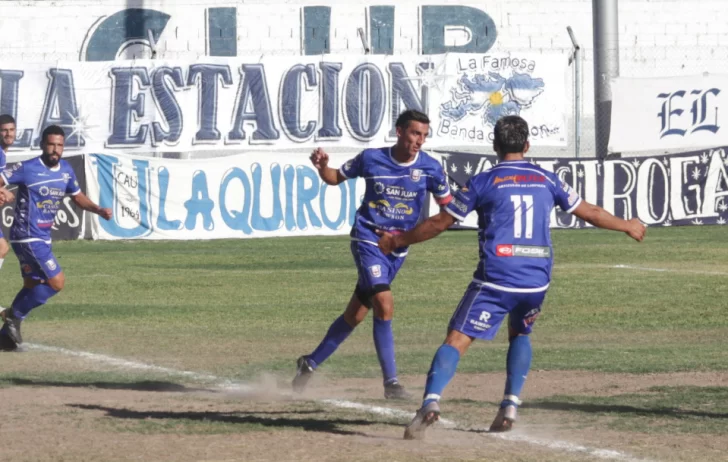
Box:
[1,225,726,381]
[528,386,728,434]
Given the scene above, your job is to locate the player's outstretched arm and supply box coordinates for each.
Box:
[70,192,113,221]
[310,148,346,186]
[377,210,456,255]
[571,201,646,242]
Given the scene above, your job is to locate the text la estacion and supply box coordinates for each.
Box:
[1,61,437,150]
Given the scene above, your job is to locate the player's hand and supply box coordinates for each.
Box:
[625,218,646,242]
[98,208,113,221]
[376,229,397,255]
[309,148,329,171]
[0,188,15,204]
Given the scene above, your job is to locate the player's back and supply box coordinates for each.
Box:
[467,160,580,291]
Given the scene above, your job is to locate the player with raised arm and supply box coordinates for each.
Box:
[292,110,452,399]
[378,115,646,437]
[0,125,112,352]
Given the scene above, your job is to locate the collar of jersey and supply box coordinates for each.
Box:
[498,160,530,164]
[37,157,61,172]
[388,147,419,167]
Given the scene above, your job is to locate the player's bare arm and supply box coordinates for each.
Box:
[70,192,113,220]
[571,201,646,242]
[377,210,456,255]
[310,147,347,186]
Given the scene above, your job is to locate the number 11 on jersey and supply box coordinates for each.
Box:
[510,195,534,239]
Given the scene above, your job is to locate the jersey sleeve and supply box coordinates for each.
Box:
[1,162,25,186]
[339,152,365,179]
[66,168,82,195]
[427,163,452,205]
[445,178,478,221]
[0,151,6,171]
[554,176,582,213]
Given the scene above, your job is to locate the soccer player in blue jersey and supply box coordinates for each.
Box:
[0,125,112,351]
[378,115,646,437]
[292,110,453,399]
[0,114,18,273]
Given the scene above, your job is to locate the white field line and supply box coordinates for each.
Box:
[612,264,728,276]
[27,343,651,462]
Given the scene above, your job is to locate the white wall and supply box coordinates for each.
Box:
[2,0,727,156]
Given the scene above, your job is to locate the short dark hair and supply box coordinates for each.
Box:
[395,109,430,129]
[41,125,66,143]
[0,114,16,126]
[493,115,529,154]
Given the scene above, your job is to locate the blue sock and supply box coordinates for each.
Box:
[308,315,355,368]
[12,284,59,320]
[9,287,31,310]
[503,335,532,406]
[423,344,460,406]
[373,317,398,384]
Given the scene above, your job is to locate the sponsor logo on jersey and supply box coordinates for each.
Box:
[410,169,422,181]
[494,174,545,185]
[374,182,385,194]
[381,184,418,199]
[496,245,551,258]
[368,200,414,219]
[45,259,57,271]
[369,265,382,278]
[450,198,468,214]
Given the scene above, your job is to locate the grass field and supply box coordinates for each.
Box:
[0,226,726,461]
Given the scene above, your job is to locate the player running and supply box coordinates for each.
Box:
[292,110,452,399]
[377,115,646,437]
[0,125,112,351]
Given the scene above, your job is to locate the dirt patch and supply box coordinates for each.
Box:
[0,370,726,461]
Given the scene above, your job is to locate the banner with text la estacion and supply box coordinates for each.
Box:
[85,151,372,240]
[3,52,567,154]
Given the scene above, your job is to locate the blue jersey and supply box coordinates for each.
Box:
[1,157,81,242]
[341,147,451,251]
[446,160,582,291]
[0,145,6,171]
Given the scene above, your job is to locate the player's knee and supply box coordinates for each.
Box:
[370,286,393,320]
[343,309,365,327]
[47,273,65,292]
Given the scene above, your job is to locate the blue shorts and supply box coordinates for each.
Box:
[449,282,546,340]
[350,240,406,295]
[11,241,62,280]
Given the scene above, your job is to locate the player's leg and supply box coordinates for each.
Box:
[405,284,509,439]
[0,236,9,270]
[368,249,409,398]
[293,293,368,393]
[489,291,545,432]
[292,241,375,392]
[1,242,64,351]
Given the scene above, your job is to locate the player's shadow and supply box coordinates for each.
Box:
[2,378,208,393]
[523,402,728,419]
[69,404,381,436]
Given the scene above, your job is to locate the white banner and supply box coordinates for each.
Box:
[609,75,726,152]
[3,53,567,154]
[85,151,376,240]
